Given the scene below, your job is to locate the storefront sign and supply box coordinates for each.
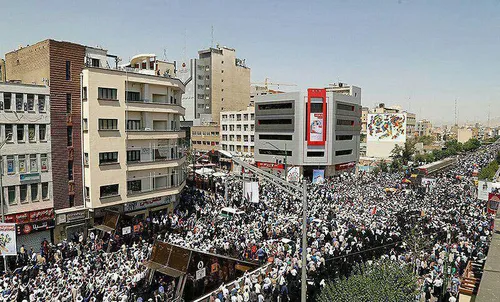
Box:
[335,162,356,171]
[16,220,55,235]
[20,173,41,184]
[66,210,87,222]
[256,162,284,170]
[5,208,53,224]
[196,267,206,280]
[0,223,17,256]
[57,214,67,225]
[124,196,174,212]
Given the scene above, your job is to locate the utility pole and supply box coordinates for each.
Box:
[0,133,12,272]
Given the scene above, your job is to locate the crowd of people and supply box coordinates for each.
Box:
[0,143,498,301]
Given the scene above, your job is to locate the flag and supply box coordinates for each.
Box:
[371,206,377,215]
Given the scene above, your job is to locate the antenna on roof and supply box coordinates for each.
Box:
[211,25,214,48]
[163,48,167,61]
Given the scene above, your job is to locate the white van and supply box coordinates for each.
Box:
[219,207,245,220]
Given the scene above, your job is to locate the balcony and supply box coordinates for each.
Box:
[127,151,186,171]
[126,99,185,115]
[127,174,186,202]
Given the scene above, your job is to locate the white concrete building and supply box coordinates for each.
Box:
[0,83,54,249]
[82,54,187,218]
[220,107,255,156]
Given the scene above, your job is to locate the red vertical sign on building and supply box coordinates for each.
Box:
[307,88,327,146]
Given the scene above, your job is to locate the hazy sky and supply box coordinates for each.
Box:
[2,0,499,125]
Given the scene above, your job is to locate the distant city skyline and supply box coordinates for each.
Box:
[1,0,499,125]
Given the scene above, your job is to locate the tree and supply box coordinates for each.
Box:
[463,138,481,152]
[317,259,419,302]
[418,135,434,146]
[378,160,389,173]
[390,140,416,165]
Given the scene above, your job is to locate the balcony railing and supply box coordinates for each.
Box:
[127,174,186,196]
[126,127,181,132]
[126,99,181,106]
[127,151,184,165]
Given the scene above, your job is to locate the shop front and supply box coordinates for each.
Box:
[54,207,90,243]
[5,208,55,251]
[123,194,177,218]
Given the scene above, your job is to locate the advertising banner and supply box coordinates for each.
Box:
[0,223,17,256]
[478,181,495,201]
[421,178,437,188]
[312,169,325,184]
[243,181,259,203]
[487,193,500,214]
[287,167,300,182]
[307,88,327,146]
[367,113,407,142]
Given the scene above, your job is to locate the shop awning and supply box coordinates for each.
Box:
[93,224,115,233]
[218,150,233,158]
[144,261,186,278]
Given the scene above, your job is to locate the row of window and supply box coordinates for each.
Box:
[258,119,292,125]
[221,124,255,132]
[222,135,254,142]
[3,154,49,174]
[192,141,220,146]
[3,124,48,143]
[191,131,220,136]
[4,183,50,205]
[221,113,255,121]
[0,93,47,113]
[221,145,255,153]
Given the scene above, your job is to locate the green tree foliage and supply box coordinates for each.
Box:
[463,138,481,152]
[432,138,481,161]
[317,260,419,302]
[378,160,389,173]
[417,135,434,146]
[478,155,499,180]
[390,140,416,165]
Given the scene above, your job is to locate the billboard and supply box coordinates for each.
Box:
[312,169,325,184]
[307,88,327,146]
[287,167,300,182]
[243,181,259,203]
[487,193,500,214]
[367,113,407,142]
[0,223,17,256]
[477,181,500,201]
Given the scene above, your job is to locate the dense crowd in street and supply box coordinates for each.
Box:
[0,143,498,301]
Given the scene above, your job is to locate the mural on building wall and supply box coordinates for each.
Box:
[367,113,407,142]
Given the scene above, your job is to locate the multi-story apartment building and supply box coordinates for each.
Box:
[0,59,5,82]
[371,103,416,138]
[4,39,93,241]
[0,83,55,249]
[81,53,187,219]
[417,119,433,137]
[220,107,255,156]
[182,46,250,126]
[190,125,220,153]
[254,83,362,178]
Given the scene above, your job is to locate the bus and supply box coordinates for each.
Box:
[417,157,456,176]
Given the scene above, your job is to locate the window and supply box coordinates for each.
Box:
[41,154,48,171]
[31,184,39,202]
[18,155,26,173]
[259,134,293,140]
[38,95,46,112]
[20,185,27,203]
[68,161,73,180]
[99,152,118,165]
[99,119,118,130]
[82,87,87,100]
[126,120,141,130]
[250,114,255,120]
[6,156,14,174]
[335,149,353,156]
[336,135,353,141]
[30,154,38,172]
[337,103,354,111]
[83,118,88,131]
[251,135,254,142]
[42,182,49,199]
[236,125,242,131]
[336,119,354,126]
[222,125,227,131]
[126,91,141,101]
[100,184,119,198]
[84,153,89,166]
[39,125,47,141]
[69,195,74,207]
[66,93,72,113]
[17,124,25,142]
[98,87,118,100]
[307,151,325,157]
[5,125,13,142]
[258,103,293,110]
[85,187,90,199]
[8,186,16,205]
[28,124,36,142]
[16,94,23,111]
[27,94,34,111]
[67,127,73,146]
[3,93,11,110]
[91,58,100,67]
[310,103,324,113]
[258,149,292,156]
[258,119,292,125]
[65,61,71,80]
[127,180,141,193]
